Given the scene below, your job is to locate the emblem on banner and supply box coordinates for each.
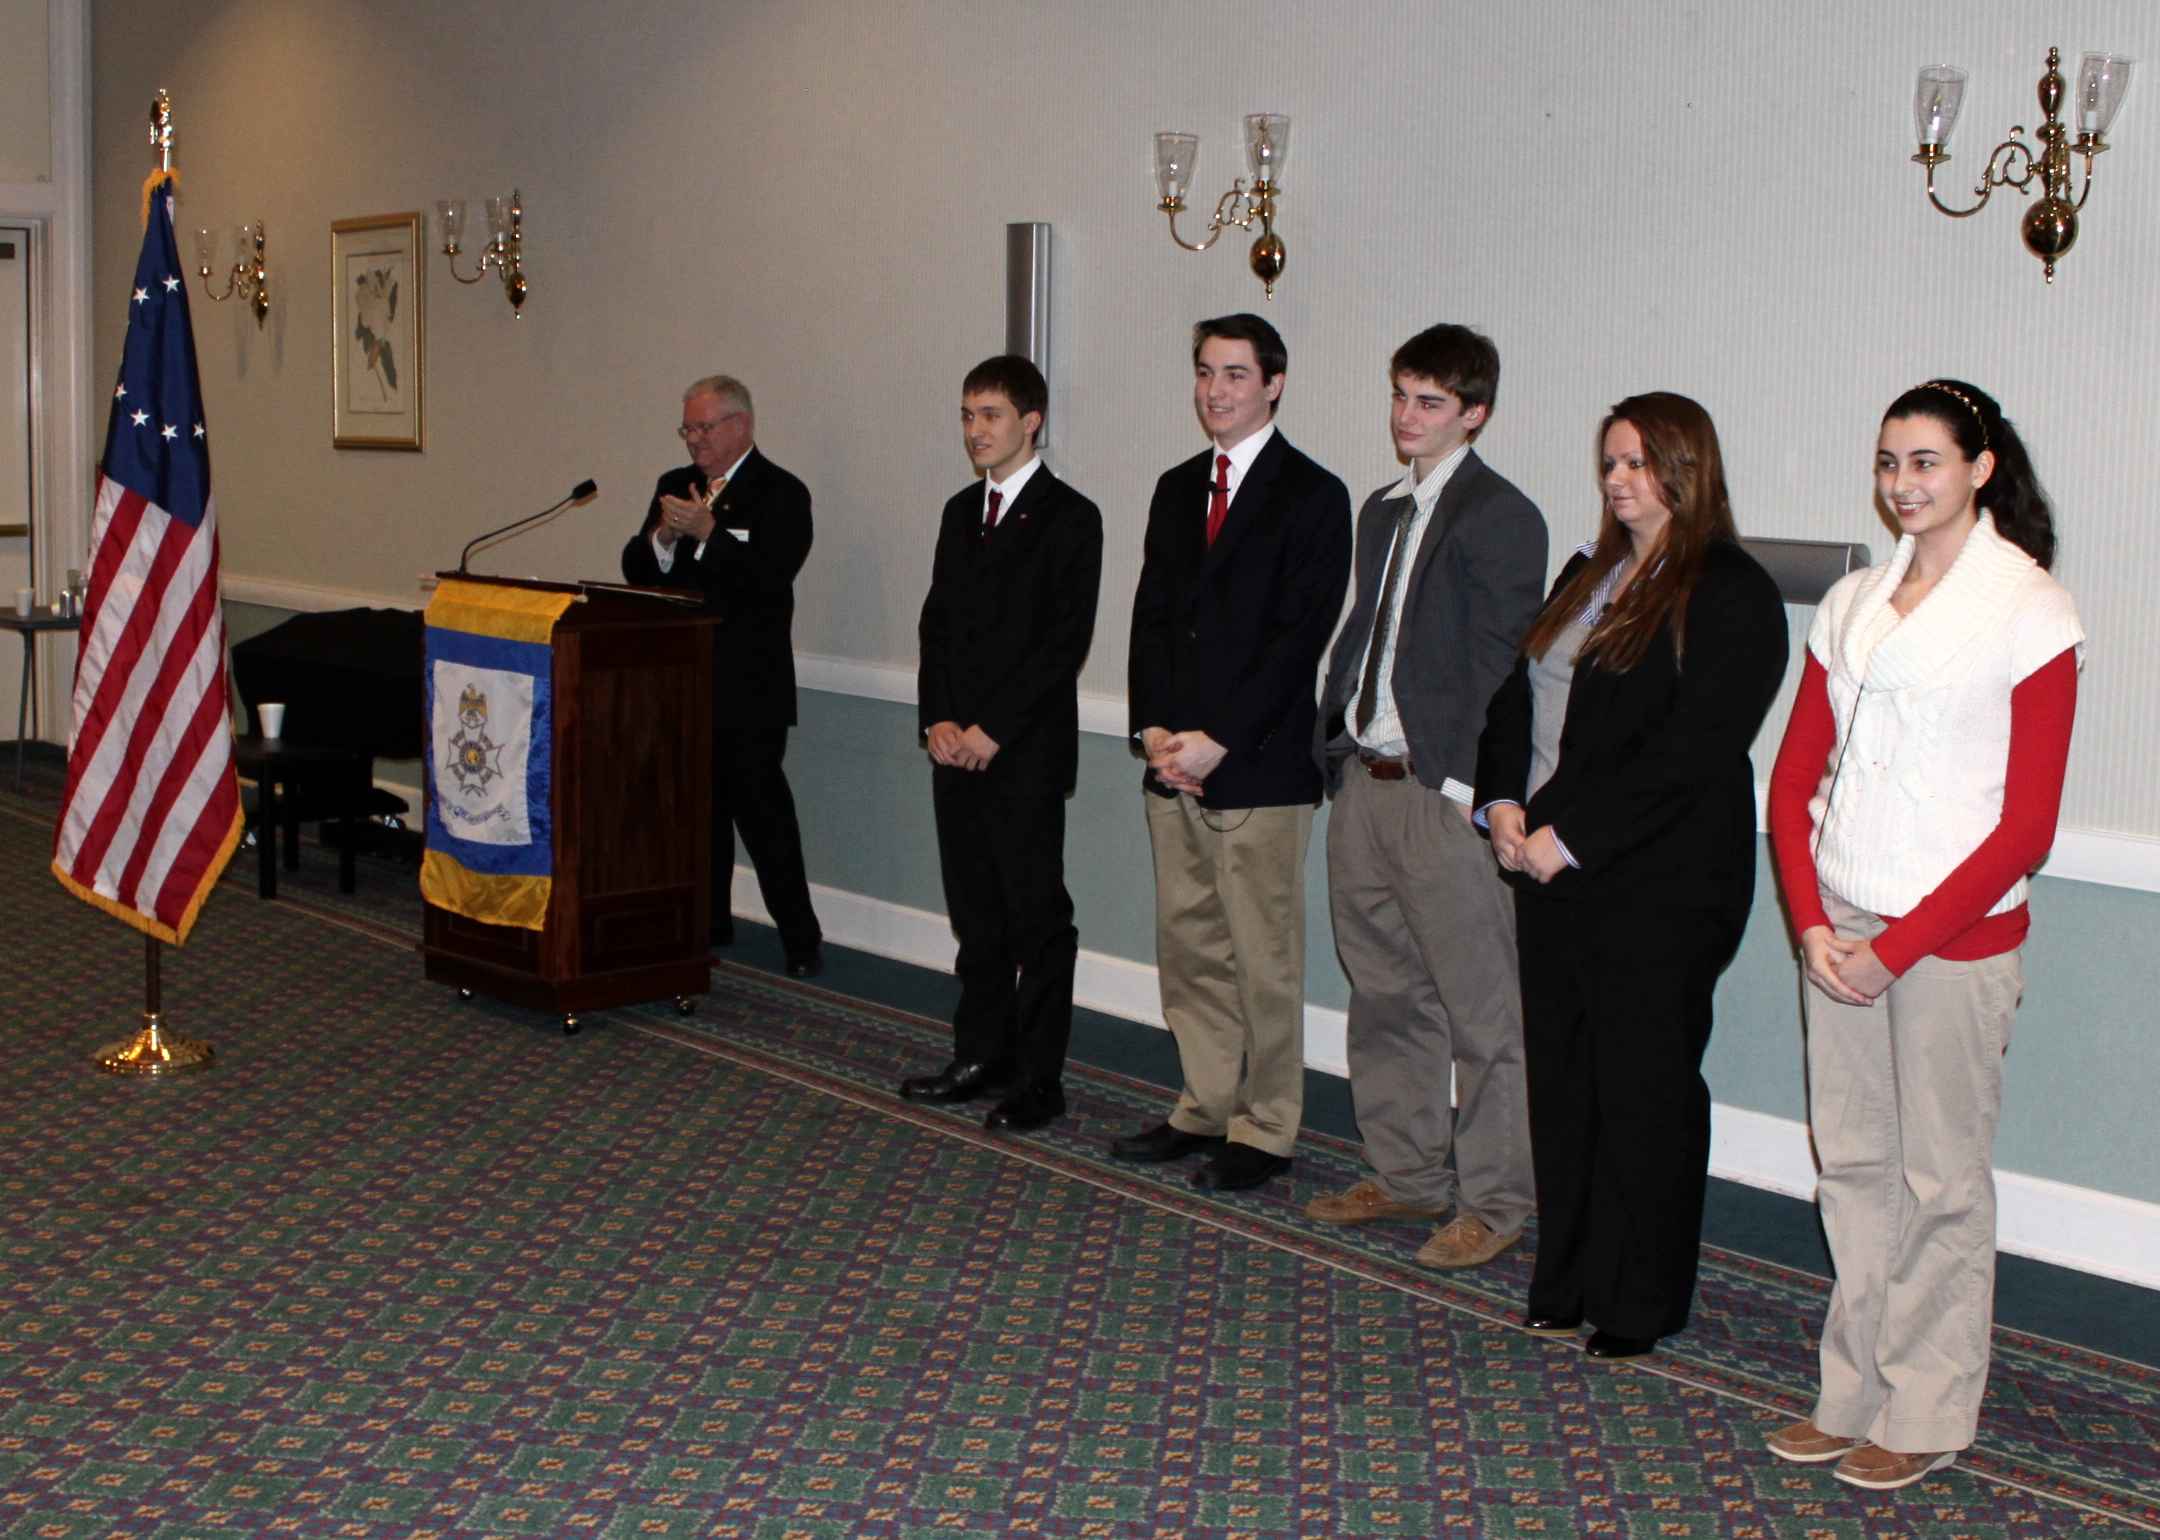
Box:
[446,683,506,795]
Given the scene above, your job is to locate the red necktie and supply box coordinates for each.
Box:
[1205,454,1231,545]
[982,488,1003,538]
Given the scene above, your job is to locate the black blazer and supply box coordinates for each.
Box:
[1318,450,1547,794]
[917,466,1104,793]
[620,446,812,731]
[1474,540,1788,912]
[1129,429,1352,809]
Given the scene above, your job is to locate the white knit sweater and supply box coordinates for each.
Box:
[1806,514,2084,918]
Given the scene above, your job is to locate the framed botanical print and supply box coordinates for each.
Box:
[330,212,424,450]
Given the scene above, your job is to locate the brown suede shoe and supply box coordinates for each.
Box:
[1833,1443,1958,1490]
[1414,1213,1519,1269]
[1303,1179,1445,1225]
[1765,1418,1861,1464]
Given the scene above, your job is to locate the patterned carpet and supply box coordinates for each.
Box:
[2,777,2156,1537]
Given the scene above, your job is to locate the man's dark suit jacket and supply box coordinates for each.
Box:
[1474,540,1788,916]
[917,467,1104,793]
[1129,429,1352,810]
[1318,449,1547,795]
[619,447,811,732]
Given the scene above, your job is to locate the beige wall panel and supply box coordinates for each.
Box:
[0,0,52,183]
[91,0,2160,834]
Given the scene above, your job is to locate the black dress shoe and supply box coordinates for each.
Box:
[1583,1330,1658,1360]
[899,1059,1016,1104]
[784,944,823,979]
[1523,1314,1584,1337]
[984,1083,1066,1133]
[1110,1121,1225,1163]
[1190,1142,1291,1192]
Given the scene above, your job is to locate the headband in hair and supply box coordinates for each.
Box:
[1919,380,1990,452]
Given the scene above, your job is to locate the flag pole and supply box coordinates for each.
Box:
[91,90,214,1077]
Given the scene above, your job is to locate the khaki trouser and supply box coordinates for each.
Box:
[1327,766,1531,1229]
[1145,791,1313,1156]
[1806,891,2023,1454]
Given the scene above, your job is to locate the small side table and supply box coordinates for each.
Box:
[230,735,372,899]
[0,610,80,793]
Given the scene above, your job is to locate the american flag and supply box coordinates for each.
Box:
[50,178,242,943]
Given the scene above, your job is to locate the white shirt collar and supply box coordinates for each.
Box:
[1385,441,1471,513]
[985,454,1042,516]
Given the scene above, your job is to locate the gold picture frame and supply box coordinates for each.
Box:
[330,212,424,450]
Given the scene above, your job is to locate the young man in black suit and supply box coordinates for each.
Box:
[901,355,1103,1133]
[1116,314,1353,1192]
[621,375,824,977]
[1310,324,1547,1268]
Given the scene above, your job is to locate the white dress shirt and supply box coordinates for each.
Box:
[1202,421,1276,518]
[984,454,1042,526]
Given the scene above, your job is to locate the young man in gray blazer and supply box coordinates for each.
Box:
[1312,324,1548,1267]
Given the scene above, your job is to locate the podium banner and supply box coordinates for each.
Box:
[419,579,578,929]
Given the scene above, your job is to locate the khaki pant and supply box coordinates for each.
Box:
[1327,767,1531,1229]
[1806,891,2023,1454]
[1145,791,1313,1156]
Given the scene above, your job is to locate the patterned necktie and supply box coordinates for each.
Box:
[1205,454,1231,545]
[982,487,1003,539]
[1354,499,1417,737]
[701,476,727,511]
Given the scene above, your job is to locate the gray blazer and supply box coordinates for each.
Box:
[1318,448,1548,794]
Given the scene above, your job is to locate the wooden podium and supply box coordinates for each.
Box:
[420,576,716,1029]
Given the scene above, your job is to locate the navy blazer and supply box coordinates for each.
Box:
[1318,450,1548,794]
[1474,540,1788,913]
[620,446,812,731]
[1129,429,1352,809]
[917,466,1103,793]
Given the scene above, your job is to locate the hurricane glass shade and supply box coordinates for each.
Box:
[2077,53,2134,137]
[1244,113,1290,182]
[435,199,467,250]
[485,194,513,243]
[1153,133,1199,205]
[1914,65,1967,149]
[194,226,213,266]
[235,223,256,263]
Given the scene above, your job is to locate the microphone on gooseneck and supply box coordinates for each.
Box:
[457,479,600,574]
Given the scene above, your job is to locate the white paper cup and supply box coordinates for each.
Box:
[258,702,286,738]
[12,588,29,617]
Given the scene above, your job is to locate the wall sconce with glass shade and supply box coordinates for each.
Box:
[436,190,528,314]
[194,220,269,325]
[1912,48,2133,282]
[1152,114,1291,299]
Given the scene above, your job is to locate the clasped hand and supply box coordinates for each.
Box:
[927,721,1000,771]
[1486,805,1568,883]
[655,490,717,546]
[1140,726,1225,795]
[1799,926,1892,1005]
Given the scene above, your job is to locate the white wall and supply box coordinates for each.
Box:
[0,0,52,185]
[92,0,2160,841]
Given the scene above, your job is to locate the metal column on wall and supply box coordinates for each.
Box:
[1004,222,1050,445]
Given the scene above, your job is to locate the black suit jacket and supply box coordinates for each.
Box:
[1129,429,1352,809]
[1474,540,1788,914]
[917,466,1104,793]
[1318,450,1547,794]
[620,447,812,731]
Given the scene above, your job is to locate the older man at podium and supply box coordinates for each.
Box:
[621,374,824,978]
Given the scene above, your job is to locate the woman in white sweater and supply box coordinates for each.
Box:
[1764,380,2083,1493]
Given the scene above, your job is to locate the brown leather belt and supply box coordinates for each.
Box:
[1357,752,1413,781]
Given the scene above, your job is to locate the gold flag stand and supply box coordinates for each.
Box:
[94,935,213,1075]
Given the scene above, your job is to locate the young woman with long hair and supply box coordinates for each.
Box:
[1763,381,2082,1491]
[1475,393,1787,1359]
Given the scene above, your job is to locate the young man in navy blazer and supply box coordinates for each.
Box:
[1116,314,1353,1192]
[1310,324,1547,1268]
[902,355,1103,1133]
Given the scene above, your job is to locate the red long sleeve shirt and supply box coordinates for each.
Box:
[1767,646,2078,977]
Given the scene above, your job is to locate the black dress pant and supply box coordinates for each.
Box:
[932,761,1077,1089]
[1514,888,1745,1339]
[714,727,821,956]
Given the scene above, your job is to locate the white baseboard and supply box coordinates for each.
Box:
[737,866,2160,1291]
